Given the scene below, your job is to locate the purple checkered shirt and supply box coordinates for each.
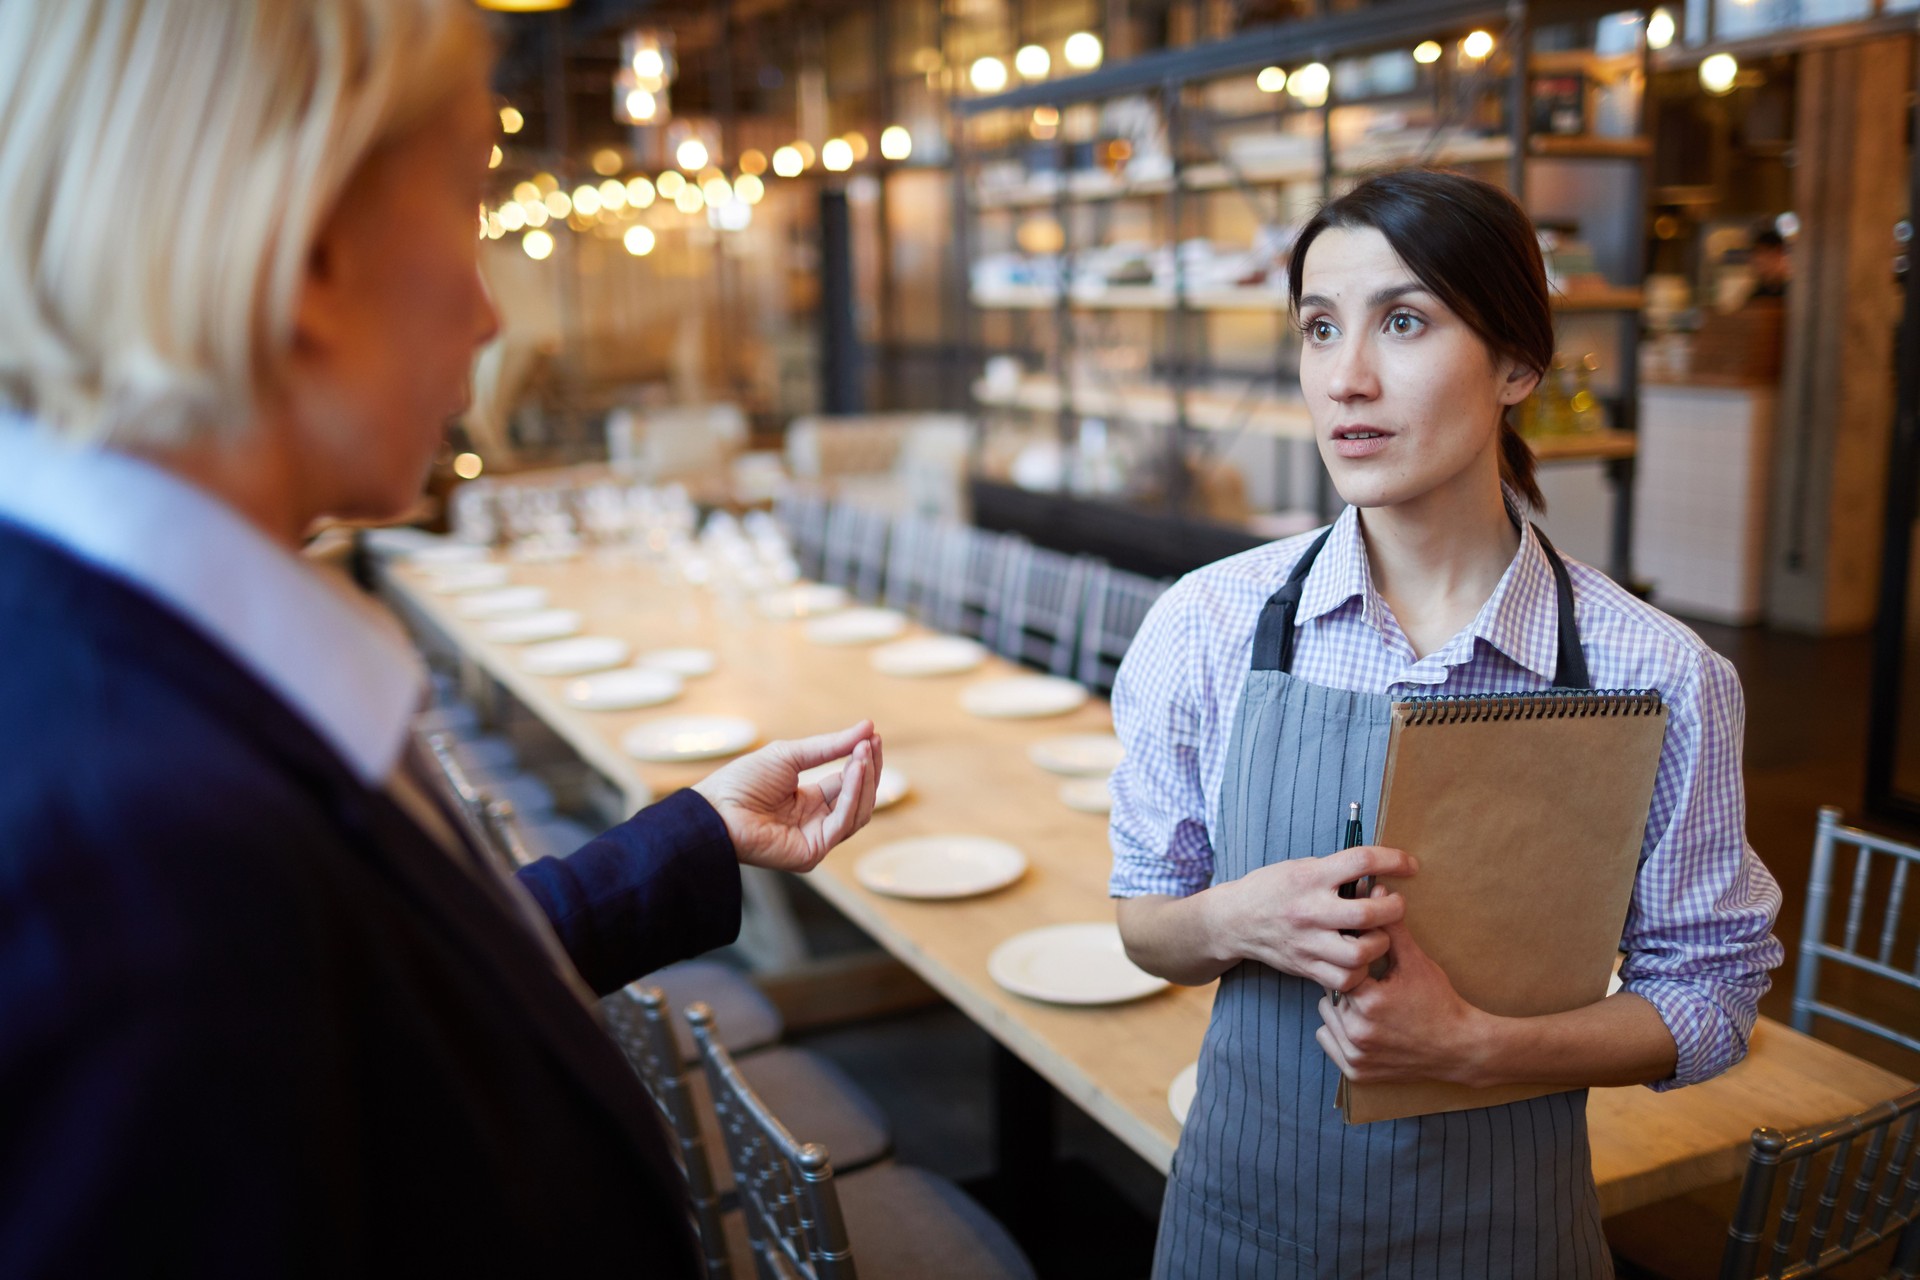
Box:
[1108,502,1785,1089]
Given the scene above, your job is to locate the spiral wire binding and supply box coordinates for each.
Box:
[1395,688,1664,726]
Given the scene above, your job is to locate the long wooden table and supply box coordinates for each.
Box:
[378,550,1909,1220]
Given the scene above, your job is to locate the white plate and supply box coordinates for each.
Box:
[424,564,511,594]
[758,584,848,619]
[1169,1062,1199,1126]
[1027,734,1125,777]
[961,676,1089,720]
[622,715,759,763]
[563,666,684,711]
[638,648,717,678]
[456,585,549,618]
[798,761,911,811]
[804,608,909,646]
[509,540,581,564]
[406,543,491,567]
[481,609,582,644]
[519,636,632,677]
[1059,776,1113,814]
[853,835,1027,900]
[987,922,1168,1006]
[870,636,989,678]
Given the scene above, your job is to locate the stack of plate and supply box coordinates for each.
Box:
[563,666,683,711]
[870,636,988,678]
[853,835,1027,900]
[960,676,1088,720]
[621,716,758,763]
[987,923,1168,1005]
[804,608,909,646]
[519,636,631,677]
[481,610,582,644]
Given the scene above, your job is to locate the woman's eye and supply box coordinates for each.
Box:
[1387,312,1424,336]
[1305,319,1335,342]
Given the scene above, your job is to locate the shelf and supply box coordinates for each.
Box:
[972,282,1642,315]
[971,137,1513,211]
[1529,134,1651,159]
[972,375,1316,440]
[1527,430,1639,463]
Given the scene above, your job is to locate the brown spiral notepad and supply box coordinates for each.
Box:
[1339,688,1669,1125]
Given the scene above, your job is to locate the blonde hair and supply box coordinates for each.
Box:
[0,0,490,445]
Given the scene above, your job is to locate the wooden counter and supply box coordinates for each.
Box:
[379,552,1908,1217]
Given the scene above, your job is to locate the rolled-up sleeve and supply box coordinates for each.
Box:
[1109,581,1219,898]
[1618,648,1784,1089]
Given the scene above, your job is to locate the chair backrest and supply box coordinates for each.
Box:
[929,524,1015,643]
[1793,808,1920,1056]
[480,798,536,870]
[993,542,1091,677]
[413,730,518,878]
[1720,1086,1920,1280]
[688,1002,858,1280]
[821,504,891,603]
[882,513,944,621]
[1074,563,1170,694]
[775,491,833,581]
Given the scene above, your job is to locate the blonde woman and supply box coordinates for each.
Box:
[0,2,882,1272]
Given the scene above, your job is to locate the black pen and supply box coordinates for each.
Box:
[1330,800,1366,1006]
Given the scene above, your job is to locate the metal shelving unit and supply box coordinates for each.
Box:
[949,0,1654,579]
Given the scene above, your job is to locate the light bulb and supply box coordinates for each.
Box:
[591,148,623,176]
[453,452,484,480]
[626,175,655,208]
[543,189,571,219]
[674,185,704,214]
[970,57,1008,93]
[656,170,686,198]
[740,149,768,176]
[522,229,553,260]
[1063,32,1102,70]
[633,47,666,80]
[624,224,656,256]
[879,125,913,161]
[734,173,765,204]
[794,141,815,168]
[1647,8,1676,50]
[772,145,803,178]
[703,175,733,205]
[499,105,523,134]
[522,201,549,229]
[624,88,657,122]
[676,138,709,172]
[821,138,853,171]
[1015,45,1050,80]
[599,178,628,210]
[499,203,526,232]
[1462,29,1495,59]
[513,180,540,205]
[1288,62,1330,107]
[845,132,868,161]
[488,145,503,169]
[1700,52,1738,94]
[572,185,601,217]
[1256,66,1286,93]
[1413,41,1442,64]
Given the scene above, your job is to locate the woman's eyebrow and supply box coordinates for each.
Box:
[1297,283,1430,312]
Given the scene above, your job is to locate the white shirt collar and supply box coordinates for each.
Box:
[0,419,423,785]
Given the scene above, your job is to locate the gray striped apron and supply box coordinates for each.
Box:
[1152,525,1614,1279]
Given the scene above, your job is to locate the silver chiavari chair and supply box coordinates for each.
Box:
[820,503,891,603]
[993,541,1091,678]
[929,524,1016,643]
[881,513,944,621]
[1794,808,1920,1056]
[1073,562,1170,695]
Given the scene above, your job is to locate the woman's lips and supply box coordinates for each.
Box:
[1331,427,1393,460]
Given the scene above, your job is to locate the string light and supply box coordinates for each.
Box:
[484,210,503,239]
[676,138,709,171]
[1257,66,1286,93]
[772,145,803,177]
[1015,45,1050,80]
[513,180,540,205]
[1413,41,1442,64]
[793,141,816,169]
[591,148,623,176]
[1288,62,1330,107]
[821,138,853,171]
[572,184,602,217]
[499,105,524,134]
[453,452,484,479]
[488,145,503,169]
[523,202,549,229]
[740,149,768,176]
[879,125,912,161]
[673,184,704,214]
[970,57,1008,93]
[599,178,628,210]
[499,202,527,232]
[624,224,656,256]
[533,172,558,195]
[657,170,686,198]
[627,175,656,208]
[1063,32,1102,70]
[702,175,733,205]
[522,229,553,260]
[625,88,658,122]
[1462,29,1495,59]
[543,189,571,219]
[1699,52,1738,94]
[734,173,765,204]
[1647,8,1676,50]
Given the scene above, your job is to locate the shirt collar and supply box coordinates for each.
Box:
[1293,497,1564,682]
[0,419,424,785]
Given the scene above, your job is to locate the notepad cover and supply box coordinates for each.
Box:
[1339,690,1668,1125]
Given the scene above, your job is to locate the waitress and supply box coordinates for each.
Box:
[1109,169,1782,1278]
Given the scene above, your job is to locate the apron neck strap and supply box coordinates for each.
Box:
[1249,519,1591,689]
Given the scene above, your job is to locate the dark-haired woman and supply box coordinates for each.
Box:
[1109,170,1782,1278]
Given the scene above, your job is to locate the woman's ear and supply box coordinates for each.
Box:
[1498,359,1541,406]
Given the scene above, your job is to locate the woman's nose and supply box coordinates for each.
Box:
[1323,334,1379,402]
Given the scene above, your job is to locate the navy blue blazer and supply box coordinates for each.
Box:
[0,520,742,1275]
